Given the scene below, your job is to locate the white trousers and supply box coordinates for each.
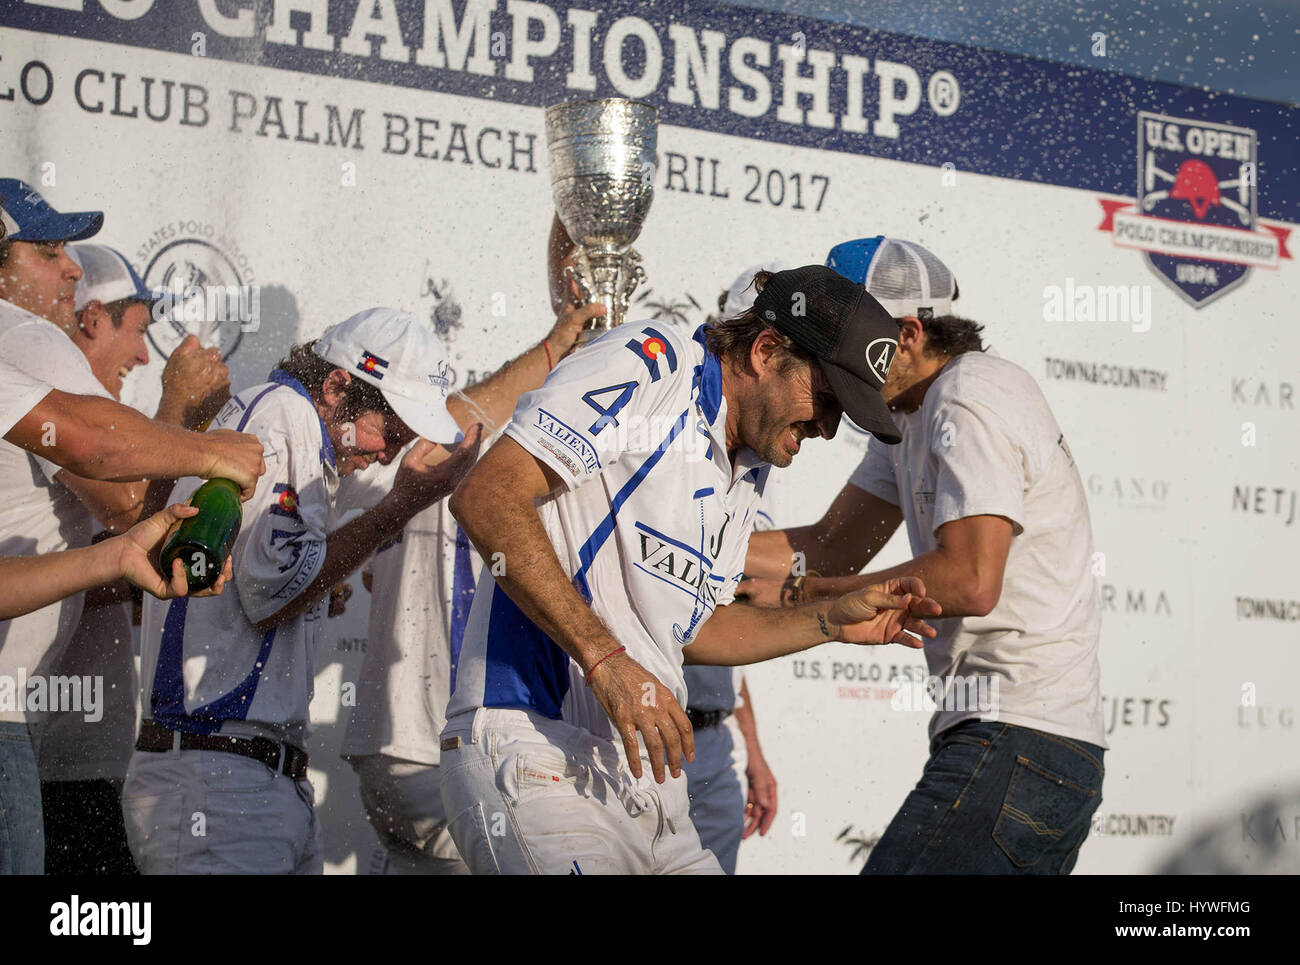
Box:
[439,707,723,875]
[122,748,322,875]
[354,754,468,875]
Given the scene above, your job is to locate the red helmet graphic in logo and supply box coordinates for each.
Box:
[1168,159,1222,220]
[1095,111,1292,307]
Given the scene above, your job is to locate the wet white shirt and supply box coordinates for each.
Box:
[138,372,339,746]
[850,351,1105,747]
[447,323,771,745]
[0,301,107,722]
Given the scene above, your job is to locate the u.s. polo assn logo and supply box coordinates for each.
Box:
[1097,112,1292,307]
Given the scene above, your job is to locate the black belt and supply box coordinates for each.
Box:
[136,720,310,781]
[686,708,730,730]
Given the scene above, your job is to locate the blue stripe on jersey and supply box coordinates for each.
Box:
[268,369,337,468]
[691,325,723,424]
[448,524,476,695]
[481,583,571,719]
[479,407,693,713]
[235,383,279,431]
[149,597,279,735]
[572,407,691,597]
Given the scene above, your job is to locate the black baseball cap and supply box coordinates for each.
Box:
[753,265,902,445]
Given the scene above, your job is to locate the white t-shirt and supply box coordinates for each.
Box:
[341,498,481,765]
[0,300,109,723]
[138,372,340,747]
[849,351,1104,747]
[447,323,771,746]
[0,356,51,438]
[29,600,137,781]
[337,430,495,767]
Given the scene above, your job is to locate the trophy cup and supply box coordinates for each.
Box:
[545,97,657,341]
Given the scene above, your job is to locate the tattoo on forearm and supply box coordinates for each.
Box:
[817,612,830,638]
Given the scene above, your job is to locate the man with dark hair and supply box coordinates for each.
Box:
[743,237,1105,875]
[124,307,482,874]
[441,265,941,875]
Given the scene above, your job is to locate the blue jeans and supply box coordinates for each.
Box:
[864,721,1104,875]
[0,722,44,874]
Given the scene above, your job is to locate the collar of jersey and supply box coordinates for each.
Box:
[692,325,765,484]
[691,325,723,425]
[267,368,337,469]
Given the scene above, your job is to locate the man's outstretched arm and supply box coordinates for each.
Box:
[783,515,1014,619]
[744,483,903,579]
[684,577,939,666]
[5,389,265,495]
[0,503,233,620]
[446,302,605,433]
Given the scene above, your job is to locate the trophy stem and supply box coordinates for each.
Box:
[575,248,645,343]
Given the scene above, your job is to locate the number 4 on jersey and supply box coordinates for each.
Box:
[583,327,678,434]
[583,382,638,435]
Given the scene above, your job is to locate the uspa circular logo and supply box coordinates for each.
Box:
[142,225,258,362]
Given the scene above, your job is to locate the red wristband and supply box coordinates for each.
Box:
[584,646,626,685]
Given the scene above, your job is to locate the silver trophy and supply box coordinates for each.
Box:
[545,98,657,340]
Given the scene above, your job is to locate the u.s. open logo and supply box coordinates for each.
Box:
[1097,111,1292,308]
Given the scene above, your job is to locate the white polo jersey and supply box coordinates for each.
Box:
[340,498,481,765]
[139,371,339,747]
[447,323,771,743]
[0,301,108,723]
[338,429,496,766]
[848,351,1104,747]
[0,356,51,437]
[682,507,770,714]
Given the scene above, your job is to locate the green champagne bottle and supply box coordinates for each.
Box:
[160,478,243,593]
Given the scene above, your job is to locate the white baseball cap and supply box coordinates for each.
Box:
[314,307,462,445]
[69,244,157,311]
[825,237,958,319]
[722,260,793,318]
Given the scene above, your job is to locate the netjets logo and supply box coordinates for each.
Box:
[865,337,896,383]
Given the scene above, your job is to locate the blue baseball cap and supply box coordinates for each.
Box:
[0,178,103,243]
[826,236,958,319]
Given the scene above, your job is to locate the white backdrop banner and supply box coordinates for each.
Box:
[2,0,1296,874]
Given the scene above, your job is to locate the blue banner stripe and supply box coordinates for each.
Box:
[3,1,1295,222]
